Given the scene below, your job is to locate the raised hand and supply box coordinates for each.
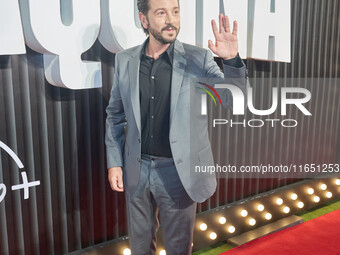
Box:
[208,14,238,60]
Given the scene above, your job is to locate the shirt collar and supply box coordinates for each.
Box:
[141,37,174,64]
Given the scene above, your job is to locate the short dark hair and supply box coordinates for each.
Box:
[137,0,151,34]
[137,0,179,35]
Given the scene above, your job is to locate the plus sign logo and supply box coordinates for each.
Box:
[0,141,40,203]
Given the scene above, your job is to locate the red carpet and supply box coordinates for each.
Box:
[220,209,340,255]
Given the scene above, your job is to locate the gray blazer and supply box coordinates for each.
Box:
[105,39,247,203]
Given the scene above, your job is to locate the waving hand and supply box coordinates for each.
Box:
[208,14,239,60]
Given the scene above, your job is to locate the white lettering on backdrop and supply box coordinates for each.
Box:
[0,0,291,89]
[0,0,26,54]
[19,0,102,89]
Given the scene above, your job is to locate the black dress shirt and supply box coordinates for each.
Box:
[139,42,174,157]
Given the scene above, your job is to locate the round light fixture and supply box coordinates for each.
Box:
[297,202,304,208]
[265,213,272,220]
[276,198,283,205]
[210,232,217,240]
[228,225,236,233]
[257,204,264,211]
[313,196,320,203]
[200,223,207,231]
[240,210,248,217]
[307,188,314,195]
[219,217,227,224]
[123,248,131,255]
[326,192,332,198]
[283,206,290,213]
[249,218,256,226]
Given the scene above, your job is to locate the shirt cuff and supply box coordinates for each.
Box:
[222,53,244,68]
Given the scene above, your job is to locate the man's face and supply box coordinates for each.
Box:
[143,0,180,44]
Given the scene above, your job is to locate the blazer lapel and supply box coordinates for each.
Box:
[128,46,143,135]
[170,40,187,125]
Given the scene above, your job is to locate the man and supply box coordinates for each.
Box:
[105,0,247,254]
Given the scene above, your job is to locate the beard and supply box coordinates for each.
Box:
[148,24,180,44]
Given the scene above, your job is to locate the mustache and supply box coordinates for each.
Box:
[162,24,177,31]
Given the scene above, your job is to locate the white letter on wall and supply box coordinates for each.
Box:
[250,0,291,62]
[177,0,196,45]
[0,0,26,55]
[19,0,101,89]
[222,0,248,58]
[199,0,219,51]
[99,0,146,53]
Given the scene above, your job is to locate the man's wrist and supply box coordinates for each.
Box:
[222,53,243,68]
[108,166,122,170]
[222,53,238,61]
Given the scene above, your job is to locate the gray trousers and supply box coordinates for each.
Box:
[125,154,197,255]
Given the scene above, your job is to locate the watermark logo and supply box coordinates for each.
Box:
[198,82,222,115]
[198,80,312,128]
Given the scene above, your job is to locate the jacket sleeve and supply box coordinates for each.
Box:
[105,53,127,169]
[203,49,248,109]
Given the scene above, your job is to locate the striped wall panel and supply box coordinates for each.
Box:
[0,0,339,254]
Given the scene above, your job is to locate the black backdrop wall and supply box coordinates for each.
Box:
[0,0,339,254]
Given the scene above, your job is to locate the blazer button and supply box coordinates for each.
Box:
[138,139,141,143]
[137,158,141,163]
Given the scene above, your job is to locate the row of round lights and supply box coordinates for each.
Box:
[199,219,236,241]
[197,179,340,242]
[240,209,259,225]
[276,196,296,214]
[307,183,335,202]
[121,179,340,254]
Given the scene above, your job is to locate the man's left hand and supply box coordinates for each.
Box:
[208,14,238,60]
